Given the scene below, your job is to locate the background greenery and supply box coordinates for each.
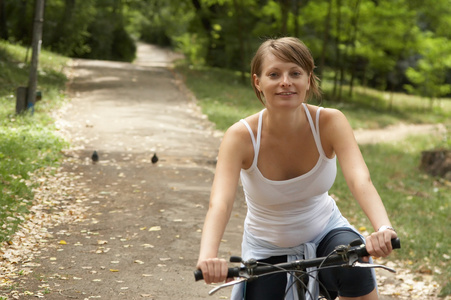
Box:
[2,0,451,102]
[0,41,68,243]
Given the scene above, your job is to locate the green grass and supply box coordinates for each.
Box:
[333,135,451,295]
[176,64,451,130]
[0,41,69,242]
[176,64,451,295]
[176,65,263,130]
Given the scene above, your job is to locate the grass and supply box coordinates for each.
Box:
[0,41,69,242]
[333,135,451,295]
[176,64,451,296]
[176,64,451,130]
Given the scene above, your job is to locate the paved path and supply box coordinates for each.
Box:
[6,44,245,299]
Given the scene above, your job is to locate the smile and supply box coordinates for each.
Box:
[276,92,296,95]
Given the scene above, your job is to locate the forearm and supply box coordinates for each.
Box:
[350,179,392,231]
[198,202,233,263]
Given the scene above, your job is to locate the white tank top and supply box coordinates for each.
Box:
[239,104,336,247]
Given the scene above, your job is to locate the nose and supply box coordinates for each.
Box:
[280,74,291,87]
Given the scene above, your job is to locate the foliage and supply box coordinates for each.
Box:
[0,41,68,242]
[2,0,136,62]
[3,0,451,100]
[404,33,451,105]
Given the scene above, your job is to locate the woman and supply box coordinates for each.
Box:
[196,37,397,300]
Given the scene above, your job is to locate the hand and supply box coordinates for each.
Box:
[364,228,398,260]
[196,257,229,284]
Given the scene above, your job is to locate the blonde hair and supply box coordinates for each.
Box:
[250,37,321,104]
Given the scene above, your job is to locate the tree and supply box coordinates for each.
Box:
[0,0,8,40]
[404,34,451,108]
[44,0,95,57]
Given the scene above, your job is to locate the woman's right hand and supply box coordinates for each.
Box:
[196,257,229,284]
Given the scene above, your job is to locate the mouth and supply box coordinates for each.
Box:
[276,92,297,96]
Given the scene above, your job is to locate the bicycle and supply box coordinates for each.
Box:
[194,238,401,299]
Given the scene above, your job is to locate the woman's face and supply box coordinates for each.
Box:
[253,53,310,110]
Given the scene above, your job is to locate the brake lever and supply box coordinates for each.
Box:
[353,261,396,273]
[208,278,247,295]
[345,248,396,273]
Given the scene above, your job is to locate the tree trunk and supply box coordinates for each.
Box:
[27,0,45,111]
[0,0,8,40]
[348,0,361,98]
[318,0,332,80]
[332,0,342,100]
[293,0,300,37]
[233,0,246,83]
[280,0,290,35]
[15,0,30,43]
[50,0,75,46]
[191,0,215,65]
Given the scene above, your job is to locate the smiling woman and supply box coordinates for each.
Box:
[253,54,310,110]
[196,37,398,300]
[250,37,321,105]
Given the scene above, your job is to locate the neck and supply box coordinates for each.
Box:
[264,104,307,137]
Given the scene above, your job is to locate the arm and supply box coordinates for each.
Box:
[321,109,397,258]
[196,122,250,283]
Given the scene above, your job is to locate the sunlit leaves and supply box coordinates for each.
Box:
[404,34,451,101]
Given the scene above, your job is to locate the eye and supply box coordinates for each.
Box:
[291,71,302,77]
[268,72,279,78]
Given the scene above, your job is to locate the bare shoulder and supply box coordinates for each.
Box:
[303,105,348,128]
[311,106,355,156]
[314,107,351,134]
[225,113,259,140]
[319,107,348,124]
[220,113,259,168]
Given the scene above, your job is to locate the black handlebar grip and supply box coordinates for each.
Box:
[194,269,203,281]
[392,237,401,250]
[194,267,241,281]
[359,238,401,257]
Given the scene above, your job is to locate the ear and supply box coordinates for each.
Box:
[307,73,311,90]
[253,74,261,92]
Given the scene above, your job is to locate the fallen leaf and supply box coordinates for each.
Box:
[134,260,144,264]
[148,226,161,232]
[110,269,119,272]
[59,240,67,245]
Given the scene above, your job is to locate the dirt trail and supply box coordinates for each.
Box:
[0,43,446,299]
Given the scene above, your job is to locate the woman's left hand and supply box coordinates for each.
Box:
[364,228,397,260]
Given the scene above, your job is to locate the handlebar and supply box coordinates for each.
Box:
[194,238,400,281]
